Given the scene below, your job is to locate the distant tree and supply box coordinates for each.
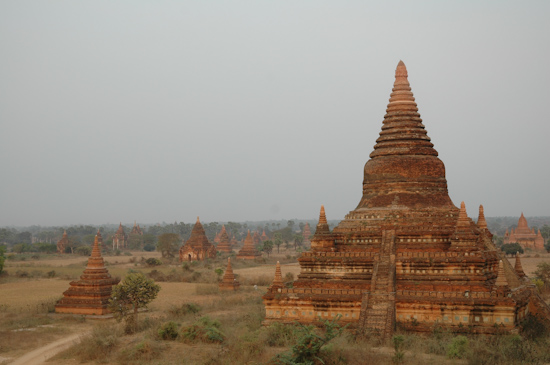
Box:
[501,243,524,257]
[262,240,274,258]
[534,262,550,293]
[82,234,95,246]
[157,233,180,258]
[16,231,32,244]
[287,220,295,229]
[12,243,32,253]
[127,233,144,250]
[0,245,6,274]
[109,273,161,333]
[142,234,157,247]
[75,246,92,256]
[274,233,283,254]
[299,222,305,231]
[32,242,57,253]
[294,234,304,250]
[541,225,550,240]
[545,240,550,253]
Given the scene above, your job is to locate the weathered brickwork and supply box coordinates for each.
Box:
[237,230,261,260]
[263,61,545,338]
[55,231,120,315]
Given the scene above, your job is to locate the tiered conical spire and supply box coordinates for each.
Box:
[357,61,454,209]
[456,202,470,228]
[236,230,261,260]
[271,261,284,288]
[477,205,488,229]
[514,252,526,278]
[216,225,232,253]
[219,258,240,291]
[315,205,330,235]
[55,232,119,315]
[495,260,509,287]
[370,61,437,158]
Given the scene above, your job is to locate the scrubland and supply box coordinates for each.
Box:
[0,251,549,364]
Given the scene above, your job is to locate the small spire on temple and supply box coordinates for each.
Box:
[456,201,470,227]
[515,252,526,278]
[271,261,284,288]
[319,205,328,225]
[477,205,488,229]
[495,260,509,287]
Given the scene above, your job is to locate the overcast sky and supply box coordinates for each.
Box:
[1,1,549,226]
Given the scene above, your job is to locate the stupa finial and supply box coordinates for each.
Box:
[477,205,488,229]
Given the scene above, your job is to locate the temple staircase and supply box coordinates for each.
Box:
[359,230,396,340]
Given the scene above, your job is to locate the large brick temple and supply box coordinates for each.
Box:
[504,213,545,251]
[263,61,550,337]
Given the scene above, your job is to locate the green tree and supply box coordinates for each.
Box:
[545,239,550,253]
[157,233,180,258]
[127,233,143,250]
[262,240,274,258]
[501,243,523,256]
[274,233,283,254]
[108,273,161,333]
[534,262,550,292]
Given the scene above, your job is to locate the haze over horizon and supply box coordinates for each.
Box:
[1,1,549,226]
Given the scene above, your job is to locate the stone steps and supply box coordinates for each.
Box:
[359,230,396,339]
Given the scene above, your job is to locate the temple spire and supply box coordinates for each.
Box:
[271,261,284,288]
[477,205,488,229]
[315,205,330,235]
[495,260,509,287]
[515,252,526,278]
[456,201,470,228]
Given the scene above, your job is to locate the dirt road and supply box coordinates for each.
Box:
[10,331,88,365]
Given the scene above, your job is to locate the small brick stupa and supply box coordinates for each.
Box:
[179,217,217,261]
[237,230,261,260]
[504,213,545,251]
[219,258,240,291]
[302,223,312,246]
[57,230,68,254]
[112,222,127,250]
[55,231,120,315]
[216,225,233,253]
[263,61,547,337]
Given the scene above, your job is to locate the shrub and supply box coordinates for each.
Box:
[116,339,163,362]
[181,316,225,343]
[168,303,201,318]
[143,243,156,252]
[145,258,162,267]
[272,316,347,364]
[158,321,179,340]
[447,335,469,359]
[47,270,56,278]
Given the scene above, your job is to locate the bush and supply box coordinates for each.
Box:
[143,243,156,252]
[181,316,225,343]
[47,270,56,278]
[447,335,469,359]
[145,258,162,267]
[158,321,179,340]
[168,303,201,318]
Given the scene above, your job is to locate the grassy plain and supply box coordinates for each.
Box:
[0,250,549,364]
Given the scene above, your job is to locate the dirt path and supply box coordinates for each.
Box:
[10,331,89,365]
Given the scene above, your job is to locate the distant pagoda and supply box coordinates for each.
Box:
[130,221,143,236]
[237,230,261,260]
[112,222,127,250]
[219,257,240,291]
[261,230,269,242]
[57,230,68,254]
[216,225,233,253]
[179,217,217,261]
[504,213,545,251]
[55,231,120,315]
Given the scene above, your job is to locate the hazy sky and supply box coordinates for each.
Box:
[1,1,549,226]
